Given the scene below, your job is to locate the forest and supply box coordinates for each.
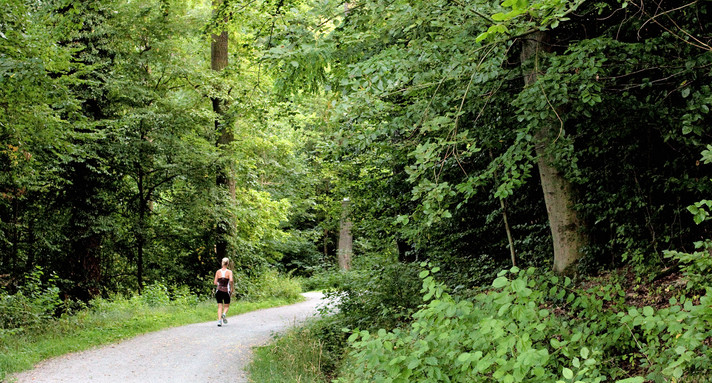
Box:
[1,0,711,381]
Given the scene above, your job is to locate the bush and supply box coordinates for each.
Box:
[325,262,423,332]
[337,264,712,383]
[243,269,302,301]
[300,267,343,292]
[169,285,199,306]
[135,282,171,307]
[0,267,61,331]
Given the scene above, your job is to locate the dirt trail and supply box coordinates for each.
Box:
[13,292,325,383]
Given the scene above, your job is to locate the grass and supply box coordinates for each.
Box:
[0,295,302,382]
[247,322,329,383]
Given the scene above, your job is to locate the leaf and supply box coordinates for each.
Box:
[407,358,420,369]
[476,32,490,42]
[493,276,508,288]
[563,367,574,379]
[615,377,644,383]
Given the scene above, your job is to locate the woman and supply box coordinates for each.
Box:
[213,257,233,327]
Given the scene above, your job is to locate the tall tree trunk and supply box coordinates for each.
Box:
[137,162,145,294]
[211,0,234,261]
[337,198,352,270]
[520,31,587,274]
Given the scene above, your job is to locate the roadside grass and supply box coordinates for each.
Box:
[247,322,328,383]
[0,295,301,381]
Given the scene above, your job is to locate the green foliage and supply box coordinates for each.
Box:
[265,0,712,283]
[299,267,343,291]
[0,267,61,331]
[338,264,712,382]
[248,320,331,383]
[241,269,303,302]
[135,282,171,307]
[665,191,712,292]
[324,263,424,332]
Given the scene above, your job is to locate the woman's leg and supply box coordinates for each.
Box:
[217,303,223,321]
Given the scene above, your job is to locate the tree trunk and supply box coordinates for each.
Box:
[500,197,516,267]
[520,31,587,274]
[137,162,145,294]
[337,198,352,270]
[490,150,516,266]
[211,0,234,261]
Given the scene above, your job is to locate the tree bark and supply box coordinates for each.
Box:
[490,150,516,266]
[520,31,587,274]
[337,198,352,270]
[500,197,516,267]
[211,0,234,261]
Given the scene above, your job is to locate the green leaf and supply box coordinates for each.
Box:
[563,367,574,379]
[493,276,508,288]
[615,378,644,383]
[407,358,420,369]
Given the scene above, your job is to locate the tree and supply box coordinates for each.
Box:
[209,0,235,262]
[268,0,712,281]
[520,31,587,273]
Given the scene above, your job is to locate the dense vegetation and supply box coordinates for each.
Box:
[2,0,711,381]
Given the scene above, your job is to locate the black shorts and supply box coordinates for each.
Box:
[215,290,231,304]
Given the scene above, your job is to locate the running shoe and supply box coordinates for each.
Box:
[217,320,222,327]
[222,313,228,324]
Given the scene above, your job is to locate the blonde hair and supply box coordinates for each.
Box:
[221,257,230,267]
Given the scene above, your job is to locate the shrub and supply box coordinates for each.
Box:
[338,264,712,383]
[300,267,343,292]
[244,269,302,301]
[135,282,171,307]
[169,285,199,306]
[324,262,423,332]
[0,267,61,331]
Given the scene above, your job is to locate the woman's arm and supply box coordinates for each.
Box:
[229,271,234,295]
[213,270,219,285]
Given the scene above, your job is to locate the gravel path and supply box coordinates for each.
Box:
[13,292,325,383]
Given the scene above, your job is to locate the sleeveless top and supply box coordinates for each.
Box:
[217,269,230,293]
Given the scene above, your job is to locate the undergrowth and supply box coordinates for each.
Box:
[248,320,330,383]
[335,262,711,383]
